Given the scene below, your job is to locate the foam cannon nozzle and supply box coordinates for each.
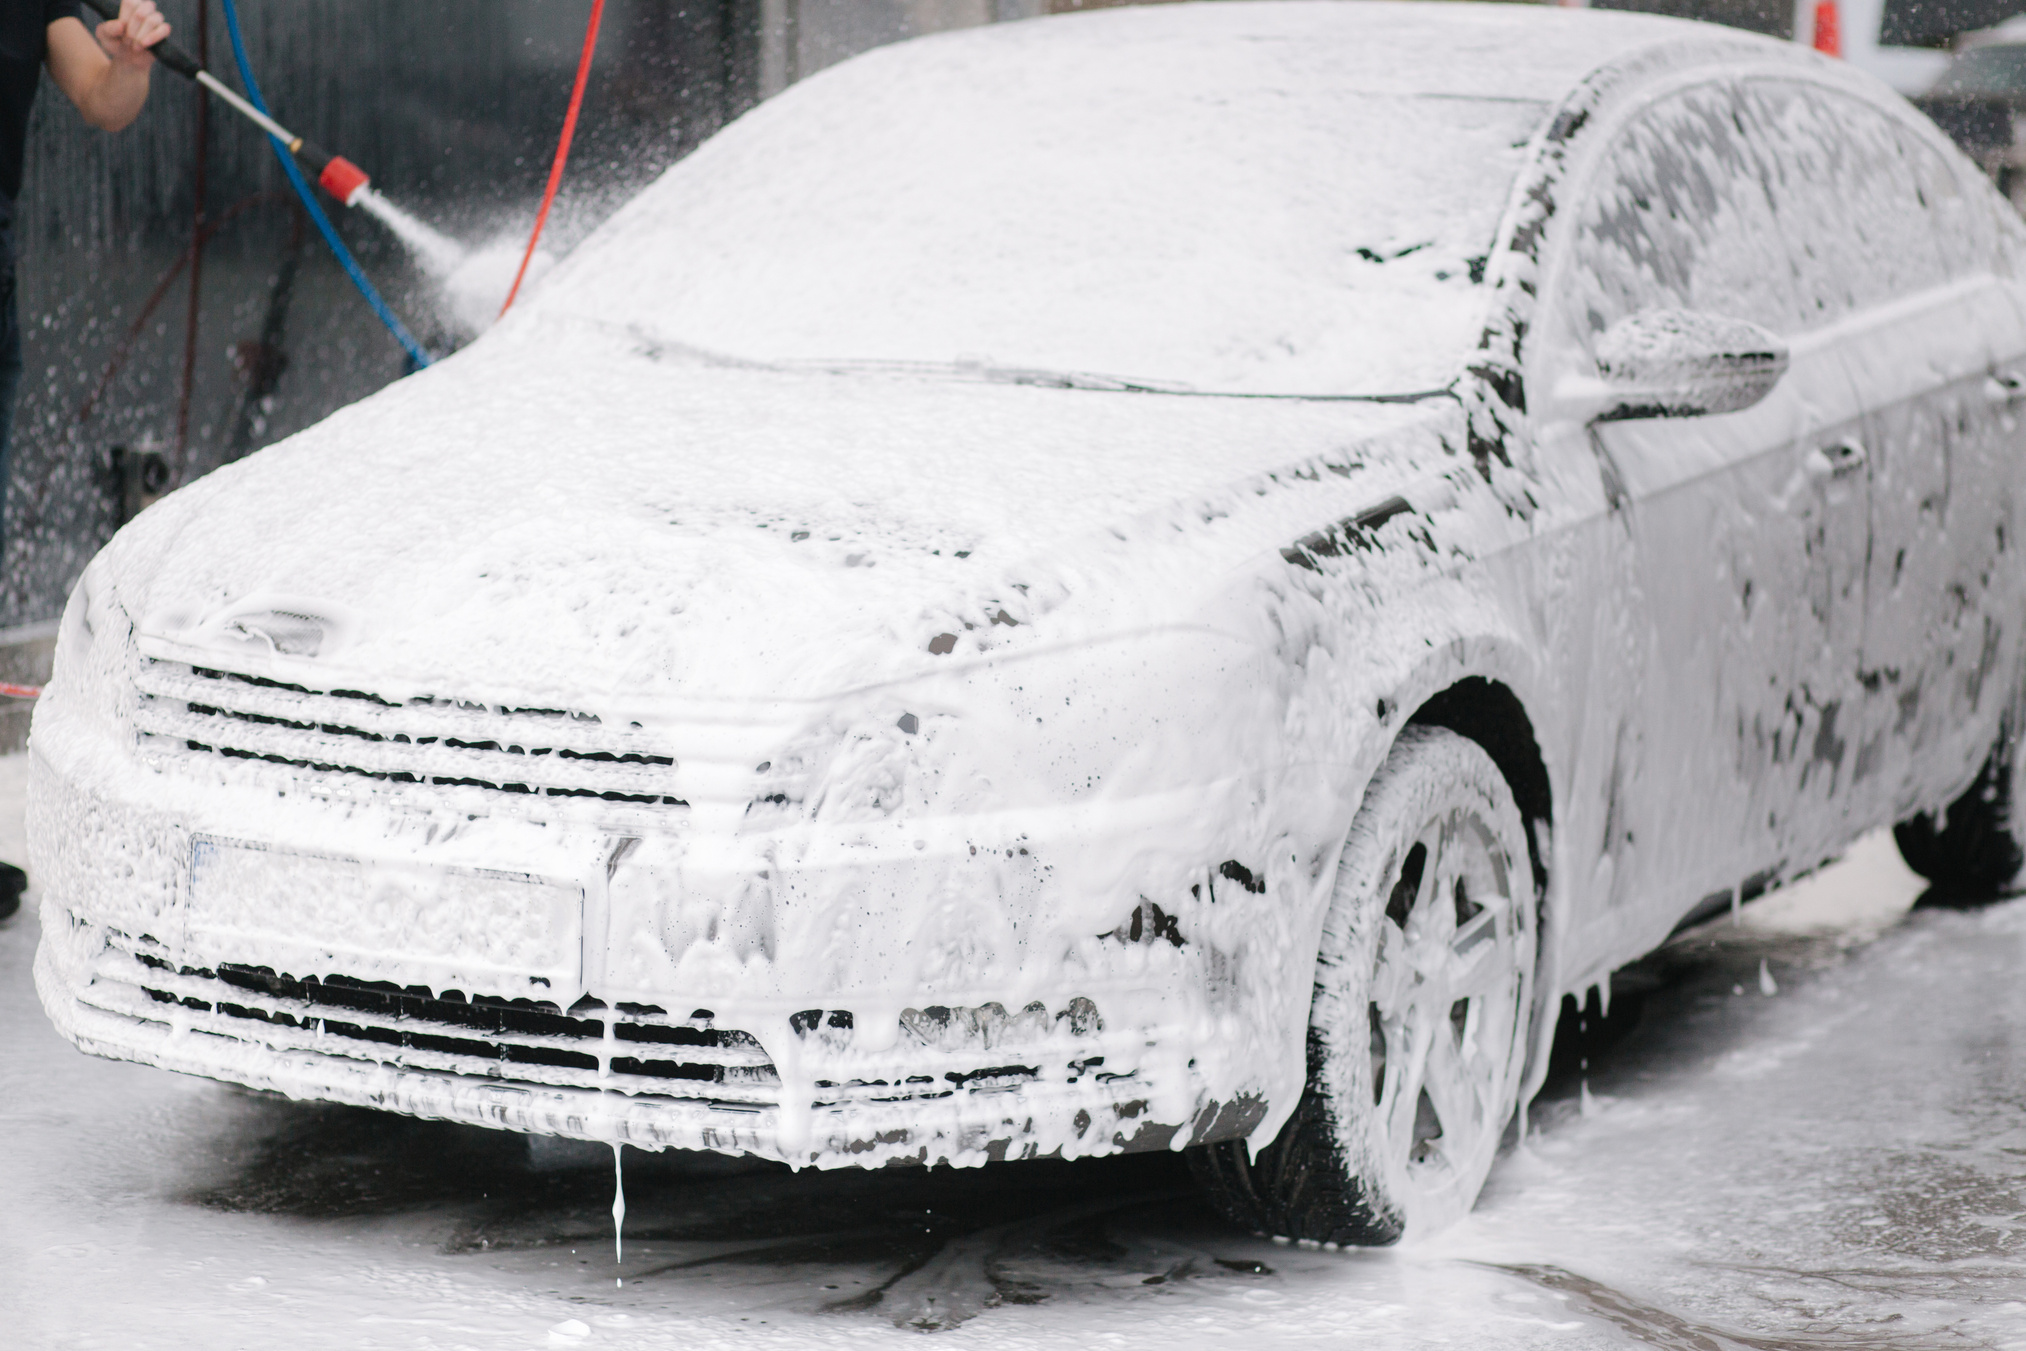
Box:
[79,0,372,205]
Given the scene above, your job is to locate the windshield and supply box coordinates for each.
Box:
[539,32,1549,397]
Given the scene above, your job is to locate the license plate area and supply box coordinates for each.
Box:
[185,836,582,997]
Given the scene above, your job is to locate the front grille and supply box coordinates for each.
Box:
[134,659,691,807]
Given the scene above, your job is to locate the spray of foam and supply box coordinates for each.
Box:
[352,187,465,278]
[352,188,560,338]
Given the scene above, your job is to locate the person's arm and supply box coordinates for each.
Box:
[44,0,170,134]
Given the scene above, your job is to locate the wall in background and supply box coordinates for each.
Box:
[6,0,764,628]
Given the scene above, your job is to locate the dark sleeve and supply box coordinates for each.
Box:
[45,1,83,27]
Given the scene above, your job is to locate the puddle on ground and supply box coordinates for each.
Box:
[1485,1261,1921,1351]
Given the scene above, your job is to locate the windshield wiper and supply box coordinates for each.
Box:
[602,321,1453,404]
[795,357,1452,404]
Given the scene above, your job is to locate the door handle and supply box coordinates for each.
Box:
[1806,439,1867,481]
[1986,371,2026,404]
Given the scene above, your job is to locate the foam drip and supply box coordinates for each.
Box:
[612,1142,626,1283]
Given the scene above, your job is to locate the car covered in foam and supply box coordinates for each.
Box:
[31,2,2026,1242]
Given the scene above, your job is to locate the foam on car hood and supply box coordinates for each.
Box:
[112,319,1441,709]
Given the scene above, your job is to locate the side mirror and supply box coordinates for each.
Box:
[1572,309,1789,422]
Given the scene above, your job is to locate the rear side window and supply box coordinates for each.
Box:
[1741,83,1953,324]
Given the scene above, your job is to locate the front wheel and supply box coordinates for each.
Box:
[1189,726,1537,1244]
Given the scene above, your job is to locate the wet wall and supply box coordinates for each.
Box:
[4,0,764,630]
[1883,0,2026,47]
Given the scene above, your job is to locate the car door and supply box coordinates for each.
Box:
[1714,79,1973,842]
[1531,76,1874,930]
[1757,82,2026,816]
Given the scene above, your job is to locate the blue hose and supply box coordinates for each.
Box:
[218,0,433,369]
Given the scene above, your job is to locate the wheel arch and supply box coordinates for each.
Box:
[1405,676,1553,897]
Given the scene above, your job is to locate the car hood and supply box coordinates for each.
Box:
[106,318,1446,709]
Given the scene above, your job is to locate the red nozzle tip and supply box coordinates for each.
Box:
[319,156,370,206]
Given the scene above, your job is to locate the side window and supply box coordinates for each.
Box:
[1989,191,2026,282]
[1893,116,2000,281]
[1555,81,1799,369]
[1741,83,1951,323]
[1887,110,2025,284]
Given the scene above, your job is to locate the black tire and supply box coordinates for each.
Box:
[1189,727,1537,1244]
[1894,719,2025,904]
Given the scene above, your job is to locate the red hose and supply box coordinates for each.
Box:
[0,684,41,700]
[499,0,605,319]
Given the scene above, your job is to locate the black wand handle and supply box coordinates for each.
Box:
[75,0,204,81]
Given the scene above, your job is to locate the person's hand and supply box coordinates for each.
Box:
[95,0,169,72]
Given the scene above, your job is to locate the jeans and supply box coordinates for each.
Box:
[0,216,18,578]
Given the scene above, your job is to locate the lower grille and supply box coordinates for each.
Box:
[146,958,770,1084]
[84,936,1118,1111]
[92,934,781,1108]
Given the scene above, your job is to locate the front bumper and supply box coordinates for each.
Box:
[28,667,1271,1167]
[34,912,1255,1165]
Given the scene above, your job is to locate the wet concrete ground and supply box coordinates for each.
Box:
[4,749,2025,1349]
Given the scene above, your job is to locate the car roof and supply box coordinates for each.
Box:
[937,0,1785,103]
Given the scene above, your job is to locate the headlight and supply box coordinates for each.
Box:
[50,556,136,723]
[58,567,97,664]
[57,557,122,667]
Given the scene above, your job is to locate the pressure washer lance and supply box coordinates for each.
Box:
[79,0,371,205]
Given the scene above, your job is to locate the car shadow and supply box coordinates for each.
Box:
[186,1100,1274,1329]
[1532,870,1963,1114]
[1535,915,1852,1107]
